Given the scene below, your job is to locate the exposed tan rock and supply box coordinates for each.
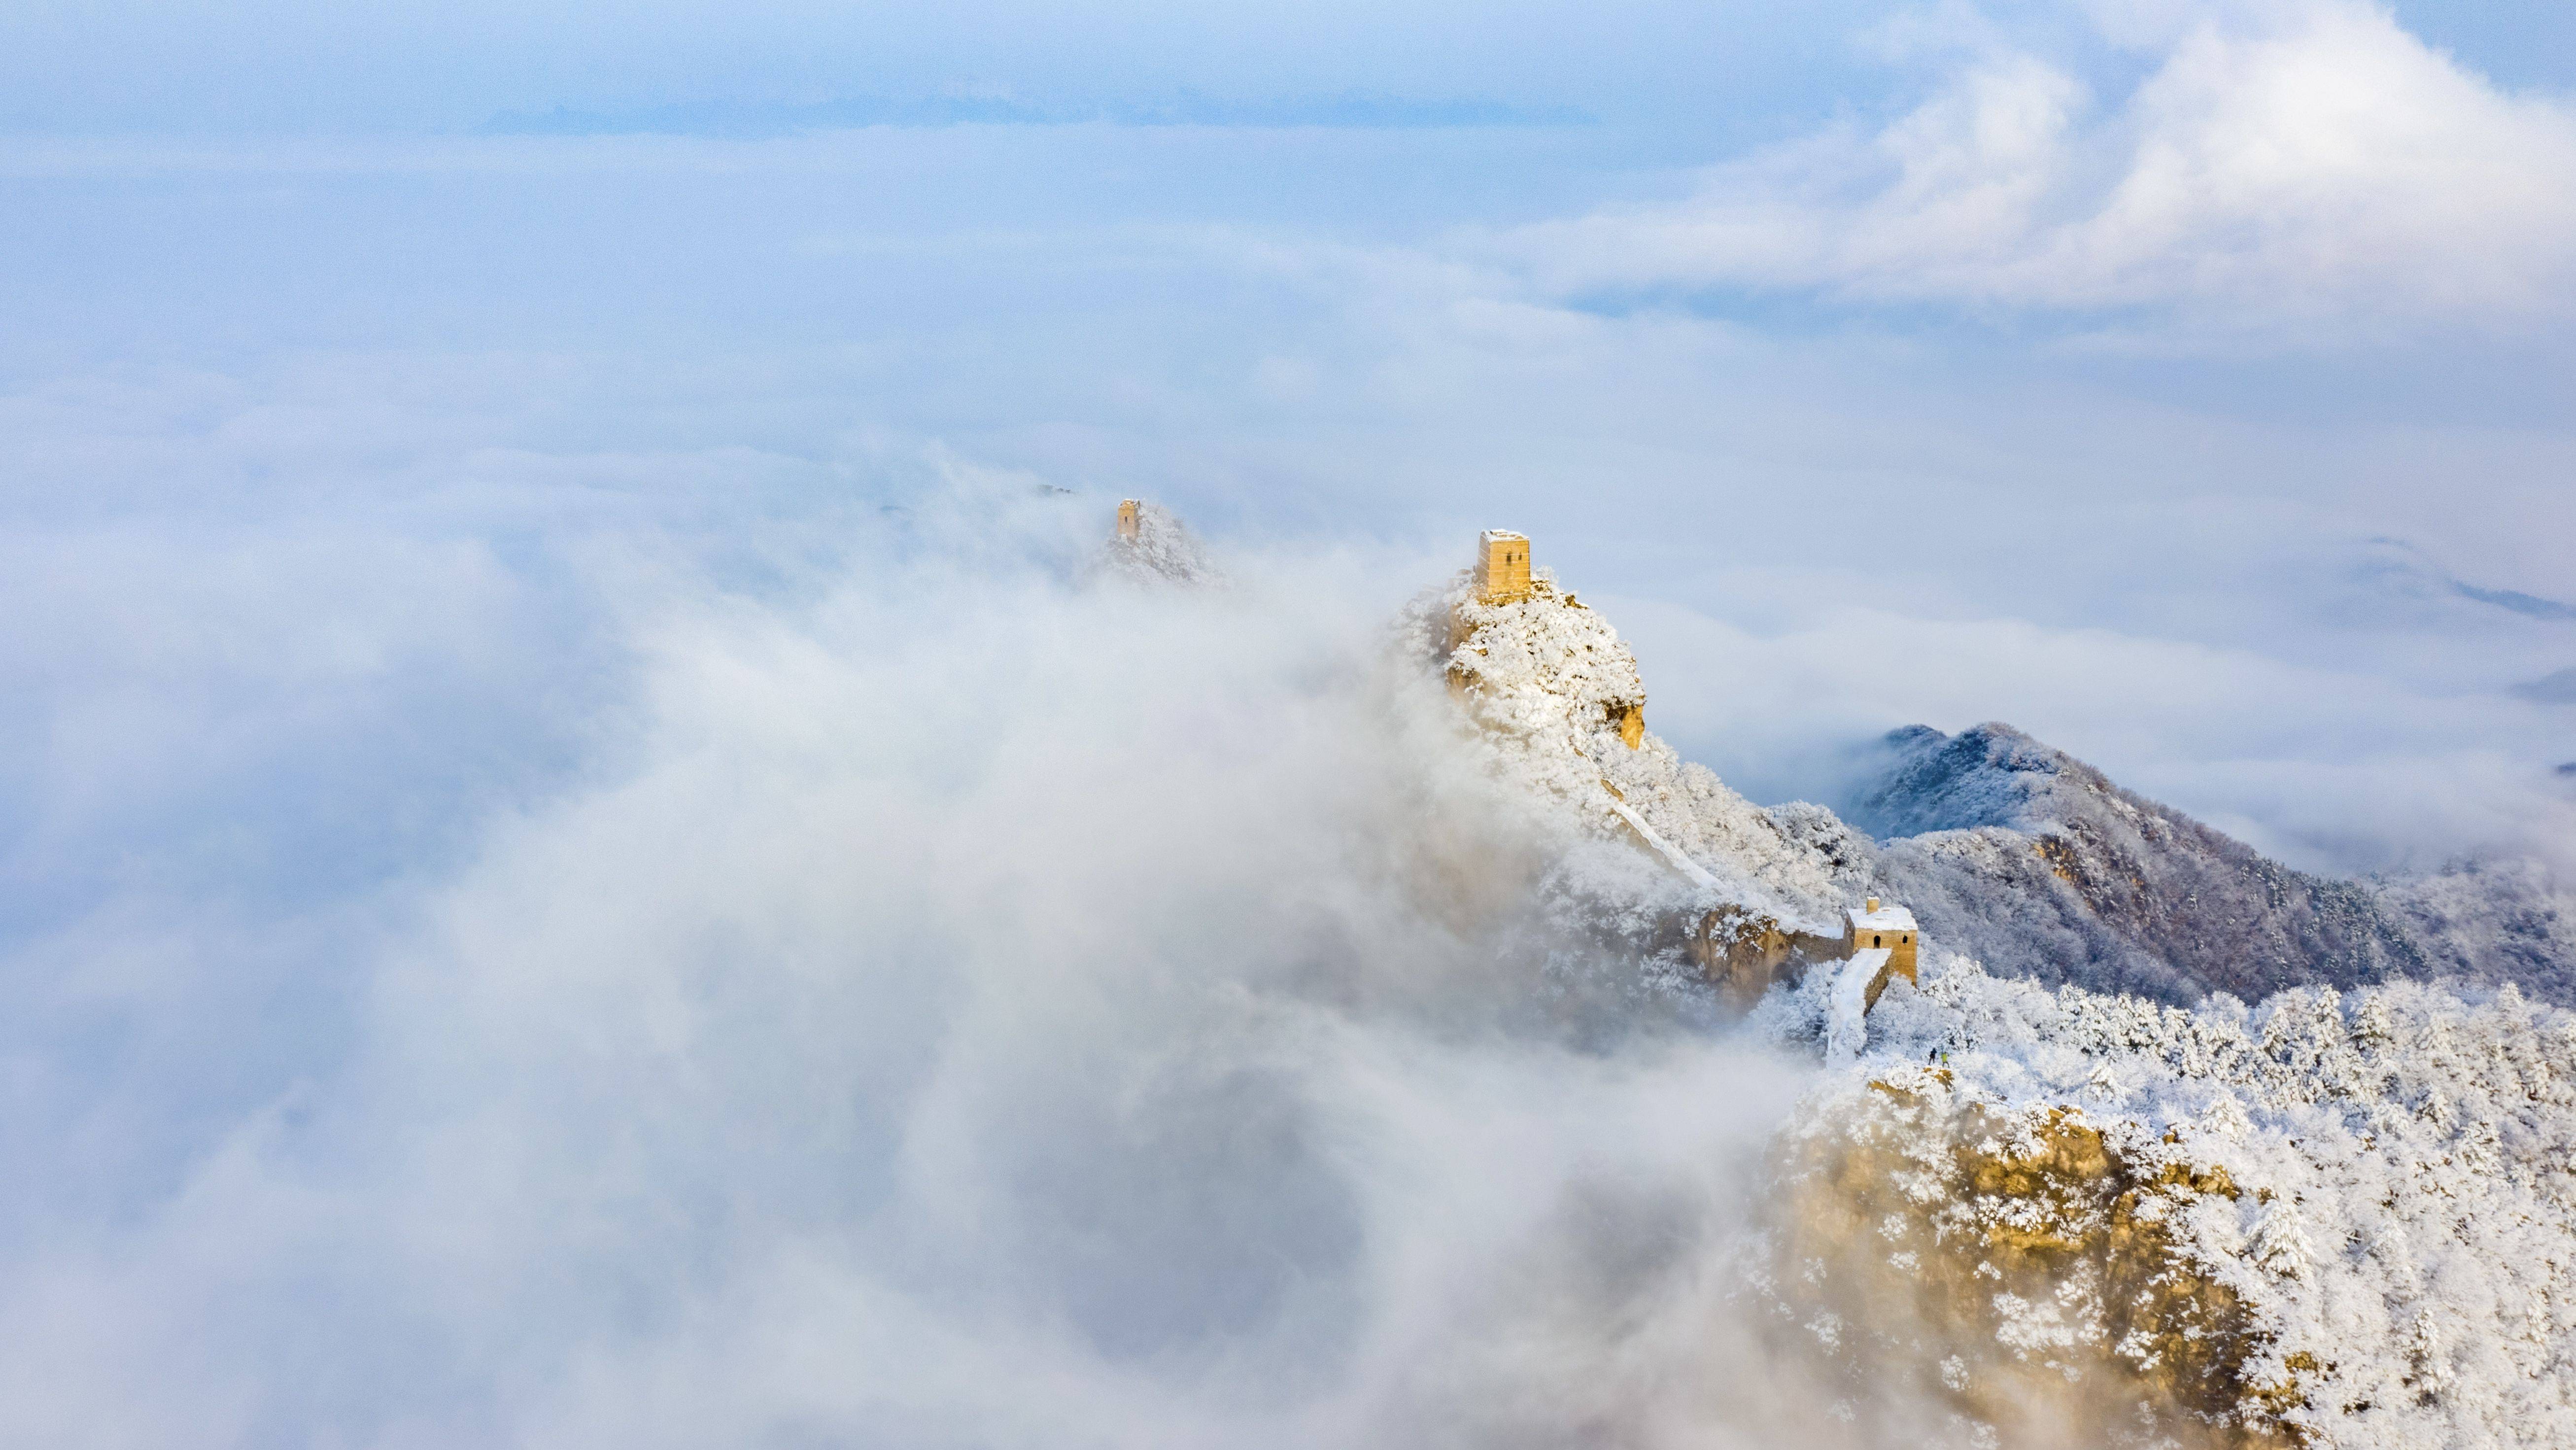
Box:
[1688,905,1799,1006]
[1755,1072,2311,1449]
[1606,701,1644,749]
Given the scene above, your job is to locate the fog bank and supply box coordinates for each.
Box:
[0,500,1876,1447]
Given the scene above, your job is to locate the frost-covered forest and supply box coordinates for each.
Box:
[1426,558,2576,1446]
[1760,965,2576,1448]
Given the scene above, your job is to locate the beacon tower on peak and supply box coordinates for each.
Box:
[1474,530,1532,604]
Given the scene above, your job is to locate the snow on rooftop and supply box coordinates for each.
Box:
[1479,528,1528,544]
[1847,901,1917,932]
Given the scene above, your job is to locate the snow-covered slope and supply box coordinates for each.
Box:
[1749,959,2576,1450]
[1405,545,2576,1447]
[1103,499,1221,585]
[1850,724,2435,1005]
[1416,561,2575,1011]
[1389,544,2576,1446]
[2378,858,2576,1004]
[1406,564,1848,935]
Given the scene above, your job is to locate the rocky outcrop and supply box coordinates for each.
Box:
[1685,904,1843,1007]
[1787,967,2576,1450]
[1759,1073,2303,1449]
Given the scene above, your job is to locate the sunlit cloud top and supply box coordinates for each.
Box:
[1509,0,2576,334]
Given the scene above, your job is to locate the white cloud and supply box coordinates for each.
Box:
[0,493,1863,1445]
[1513,0,2576,330]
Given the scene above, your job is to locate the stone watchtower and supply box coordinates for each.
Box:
[1116,499,1142,542]
[1843,897,1920,1009]
[1475,529,1533,604]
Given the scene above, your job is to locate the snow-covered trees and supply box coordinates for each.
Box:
[1757,960,2576,1448]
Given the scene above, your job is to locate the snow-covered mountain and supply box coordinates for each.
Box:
[1412,545,2576,1447]
[1845,723,2576,1007]
[1749,965,2576,1450]
[1848,723,2433,1005]
[1415,552,2572,1010]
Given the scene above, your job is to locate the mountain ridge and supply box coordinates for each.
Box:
[1413,543,2571,1009]
[1849,722,2436,1004]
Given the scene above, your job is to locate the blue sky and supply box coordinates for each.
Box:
[5,0,2570,135]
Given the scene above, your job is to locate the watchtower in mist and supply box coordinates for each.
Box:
[1475,529,1533,604]
[1116,499,1142,542]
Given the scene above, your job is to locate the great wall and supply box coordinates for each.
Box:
[1105,499,2576,1448]
[1447,523,1926,1029]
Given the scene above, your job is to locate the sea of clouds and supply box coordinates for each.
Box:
[0,485,1874,1446]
